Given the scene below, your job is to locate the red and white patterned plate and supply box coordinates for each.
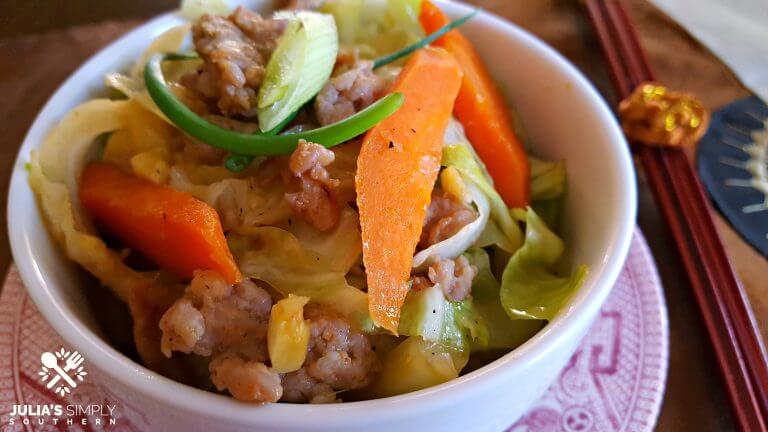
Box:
[0,230,668,432]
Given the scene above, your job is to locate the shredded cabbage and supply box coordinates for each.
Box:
[130,24,191,80]
[102,100,177,178]
[500,208,588,321]
[442,120,523,253]
[227,209,370,328]
[179,0,229,20]
[362,336,467,398]
[287,207,363,273]
[170,170,292,231]
[321,0,423,59]
[105,73,168,122]
[463,248,544,350]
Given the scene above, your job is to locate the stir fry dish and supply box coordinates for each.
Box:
[28,0,588,403]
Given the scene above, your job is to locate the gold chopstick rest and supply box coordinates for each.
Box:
[618,82,710,147]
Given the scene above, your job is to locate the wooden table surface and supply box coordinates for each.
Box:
[1,0,765,429]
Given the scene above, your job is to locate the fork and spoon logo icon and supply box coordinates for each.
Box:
[38,348,87,397]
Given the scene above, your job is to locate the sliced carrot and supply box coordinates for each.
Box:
[420,0,530,208]
[356,47,463,333]
[80,162,241,284]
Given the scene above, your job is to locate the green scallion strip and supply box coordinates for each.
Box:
[372,8,480,69]
[223,111,299,172]
[144,53,404,156]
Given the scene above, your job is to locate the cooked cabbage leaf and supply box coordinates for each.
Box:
[227,211,370,329]
[362,336,467,398]
[101,100,177,183]
[287,207,363,273]
[321,0,423,59]
[170,172,292,231]
[474,218,517,253]
[529,156,567,229]
[105,73,169,122]
[398,282,488,351]
[442,121,523,253]
[529,156,566,201]
[463,248,544,350]
[130,24,191,80]
[500,208,588,321]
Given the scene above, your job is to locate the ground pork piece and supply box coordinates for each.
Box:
[284,140,341,231]
[326,139,361,204]
[159,270,273,358]
[189,7,284,117]
[419,189,478,249]
[288,139,339,187]
[187,174,292,231]
[304,304,380,388]
[281,368,337,403]
[412,256,478,302]
[158,299,206,355]
[229,6,285,51]
[281,304,380,403]
[209,352,283,402]
[314,59,386,126]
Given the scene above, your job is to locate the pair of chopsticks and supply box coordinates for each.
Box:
[584,1,768,430]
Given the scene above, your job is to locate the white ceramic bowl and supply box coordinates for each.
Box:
[7,1,636,430]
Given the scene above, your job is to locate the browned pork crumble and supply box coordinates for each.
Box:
[159,271,380,403]
[314,58,386,126]
[419,189,478,249]
[284,140,341,231]
[412,256,478,302]
[282,304,380,403]
[209,352,284,402]
[159,270,273,358]
[188,7,285,117]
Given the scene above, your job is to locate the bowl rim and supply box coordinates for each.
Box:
[7,0,637,427]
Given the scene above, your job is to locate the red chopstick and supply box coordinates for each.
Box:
[584,1,768,430]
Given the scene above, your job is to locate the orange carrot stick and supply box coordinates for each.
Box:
[420,0,530,208]
[80,162,241,284]
[356,47,463,333]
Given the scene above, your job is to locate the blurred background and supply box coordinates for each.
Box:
[0,0,177,37]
